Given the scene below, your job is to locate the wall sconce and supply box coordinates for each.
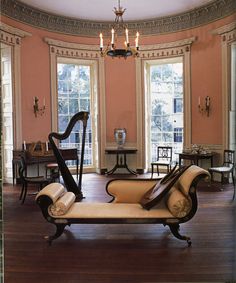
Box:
[198,96,210,116]
[33,96,45,117]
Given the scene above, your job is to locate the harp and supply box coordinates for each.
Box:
[48,111,89,199]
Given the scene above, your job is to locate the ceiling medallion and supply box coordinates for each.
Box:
[99,0,140,58]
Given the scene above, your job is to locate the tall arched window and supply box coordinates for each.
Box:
[145,57,184,164]
[57,58,97,167]
[45,38,106,173]
[135,37,194,172]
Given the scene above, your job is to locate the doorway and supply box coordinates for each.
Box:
[1,44,13,183]
[229,42,236,153]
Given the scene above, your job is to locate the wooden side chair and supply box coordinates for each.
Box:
[208,149,235,200]
[19,156,51,204]
[151,146,173,178]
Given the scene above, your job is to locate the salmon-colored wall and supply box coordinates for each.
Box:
[105,56,136,142]
[2,14,235,145]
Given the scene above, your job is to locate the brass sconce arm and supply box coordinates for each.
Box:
[33,96,46,117]
[198,96,210,116]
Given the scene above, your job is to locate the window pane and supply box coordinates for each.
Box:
[149,61,183,163]
[57,62,93,167]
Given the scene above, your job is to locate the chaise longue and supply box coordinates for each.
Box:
[35,111,210,246]
[36,164,209,246]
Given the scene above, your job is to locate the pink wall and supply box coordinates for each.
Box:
[2,14,235,146]
[105,56,136,142]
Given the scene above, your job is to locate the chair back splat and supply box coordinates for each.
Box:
[48,111,89,199]
[151,146,173,178]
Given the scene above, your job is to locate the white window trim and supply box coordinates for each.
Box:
[135,37,195,172]
[212,22,236,151]
[45,37,106,172]
[0,23,31,149]
[144,56,184,168]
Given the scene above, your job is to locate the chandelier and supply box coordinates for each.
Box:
[99,0,140,58]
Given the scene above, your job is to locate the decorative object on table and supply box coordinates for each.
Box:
[99,0,140,58]
[183,147,191,153]
[33,96,46,117]
[198,96,210,116]
[114,128,126,148]
[191,144,199,154]
[29,141,46,156]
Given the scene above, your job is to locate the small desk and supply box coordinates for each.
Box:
[12,147,78,184]
[105,148,137,175]
[178,152,214,167]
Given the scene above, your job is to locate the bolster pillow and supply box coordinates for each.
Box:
[36,183,65,203]
[166,187,191,218]
[49,192,76,216]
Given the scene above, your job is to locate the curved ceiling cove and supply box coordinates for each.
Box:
[1,0,236,36]
[18,0,215,21]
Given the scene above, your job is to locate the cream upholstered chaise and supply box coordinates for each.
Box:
[36,165,209,246]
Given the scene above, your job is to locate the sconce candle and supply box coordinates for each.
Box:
[46,141,49,151]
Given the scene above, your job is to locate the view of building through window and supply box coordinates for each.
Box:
[57,63,93,166]
[149,60,183,163]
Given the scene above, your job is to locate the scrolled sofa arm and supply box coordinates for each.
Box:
[106,178,157,203]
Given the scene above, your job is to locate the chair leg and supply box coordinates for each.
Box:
[232,172,235,186]
[157,165,160,176]
[231,172,235,201]
[151,164,154,178]
[220,173,224,190]
[22,183,28,204]
[209,171,213,182]
[19,183,25,200]
[232,185,235,201]
[167,165,170,173]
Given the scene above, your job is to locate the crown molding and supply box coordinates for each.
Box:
[44,37,98,51]
[0,22,31,37]
[1,0,235,37]
[44,37,100,59]
[0,22,31,45]
[211,21,236,34]
[140,37,196,51]
[211,21,236,43]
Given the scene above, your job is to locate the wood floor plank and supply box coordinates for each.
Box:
[3,173,236,282]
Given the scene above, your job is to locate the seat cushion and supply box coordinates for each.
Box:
[49,202,174,219]
[209,166,233,173]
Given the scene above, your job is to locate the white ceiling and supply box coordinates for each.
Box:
[19,0,214,21]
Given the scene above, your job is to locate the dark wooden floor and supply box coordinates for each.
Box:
[3,173,236,283]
